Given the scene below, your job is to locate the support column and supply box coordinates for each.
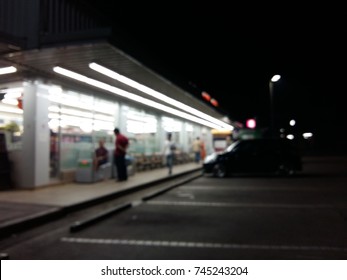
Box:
[19,81,50,188]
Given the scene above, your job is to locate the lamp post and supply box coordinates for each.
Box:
[269,74,281,137]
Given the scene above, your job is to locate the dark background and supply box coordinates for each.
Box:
[78,1,347,154]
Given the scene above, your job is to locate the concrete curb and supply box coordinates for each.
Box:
[64,167,202,213]
[70,202,132,232]
[69,171,202,232]
[0,207,65,239]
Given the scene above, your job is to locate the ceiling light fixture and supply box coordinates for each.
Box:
[53,66,223,129]
[0,66,17,75]
[89,62,234,131]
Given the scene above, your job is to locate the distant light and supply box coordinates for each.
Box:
[303,132,313,139]
[246,118,256,129]
[271,75,281,82]
[289,119,296,126]
[286,134,294,140]
[201,91,211,101]
[210,98,219,107]
[0,66,17,75]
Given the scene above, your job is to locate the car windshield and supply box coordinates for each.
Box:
[225,141,239,153]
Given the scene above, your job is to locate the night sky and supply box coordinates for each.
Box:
[79,1,347,154]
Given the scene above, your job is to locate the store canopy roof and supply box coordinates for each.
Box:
[0,0,233,129]
[0,41,233,128]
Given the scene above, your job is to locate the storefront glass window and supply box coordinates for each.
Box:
[161,116,182,150]
[0,84,23,151]
[92,97,118,154]
[123,106,159,155]
[48,87,118,172]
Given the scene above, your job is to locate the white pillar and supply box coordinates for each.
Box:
[18,81,50,188]
[182,122,188,153]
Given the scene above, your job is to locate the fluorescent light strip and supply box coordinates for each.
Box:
[49,94,116,115]
[0,66,17,75]
[89,62,234,131]
[0,87,23,95]
[53,66,222,129]
[0,104,23,114]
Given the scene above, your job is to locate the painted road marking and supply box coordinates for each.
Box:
[176,191,195,199]
[61,237,347,252]
[146,200,335,208]
[180,186,340,192]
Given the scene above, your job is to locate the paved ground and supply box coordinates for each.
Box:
[0,162,202,237]
[2,156,347,260]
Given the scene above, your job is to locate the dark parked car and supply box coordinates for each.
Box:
[203,138,302,178]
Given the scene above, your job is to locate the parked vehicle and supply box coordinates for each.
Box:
[203,138,302,178]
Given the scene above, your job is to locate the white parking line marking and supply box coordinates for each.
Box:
[176,191,195,199]
[146,200,334,208]
[181,186,336,192]
[61,237,347,252]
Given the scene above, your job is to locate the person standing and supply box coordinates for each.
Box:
[192,136,202,163]
[163,132,175,175]
[113,128,129,182]
[200,140,206,162]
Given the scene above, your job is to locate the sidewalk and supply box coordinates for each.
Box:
[0,163,202,238]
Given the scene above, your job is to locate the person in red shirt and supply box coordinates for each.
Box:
[113,128,129,181]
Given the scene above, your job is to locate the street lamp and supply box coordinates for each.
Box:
[289,119,296,126]
[269,74,281,137]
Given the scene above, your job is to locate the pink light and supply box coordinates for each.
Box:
[246,118,256,129]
